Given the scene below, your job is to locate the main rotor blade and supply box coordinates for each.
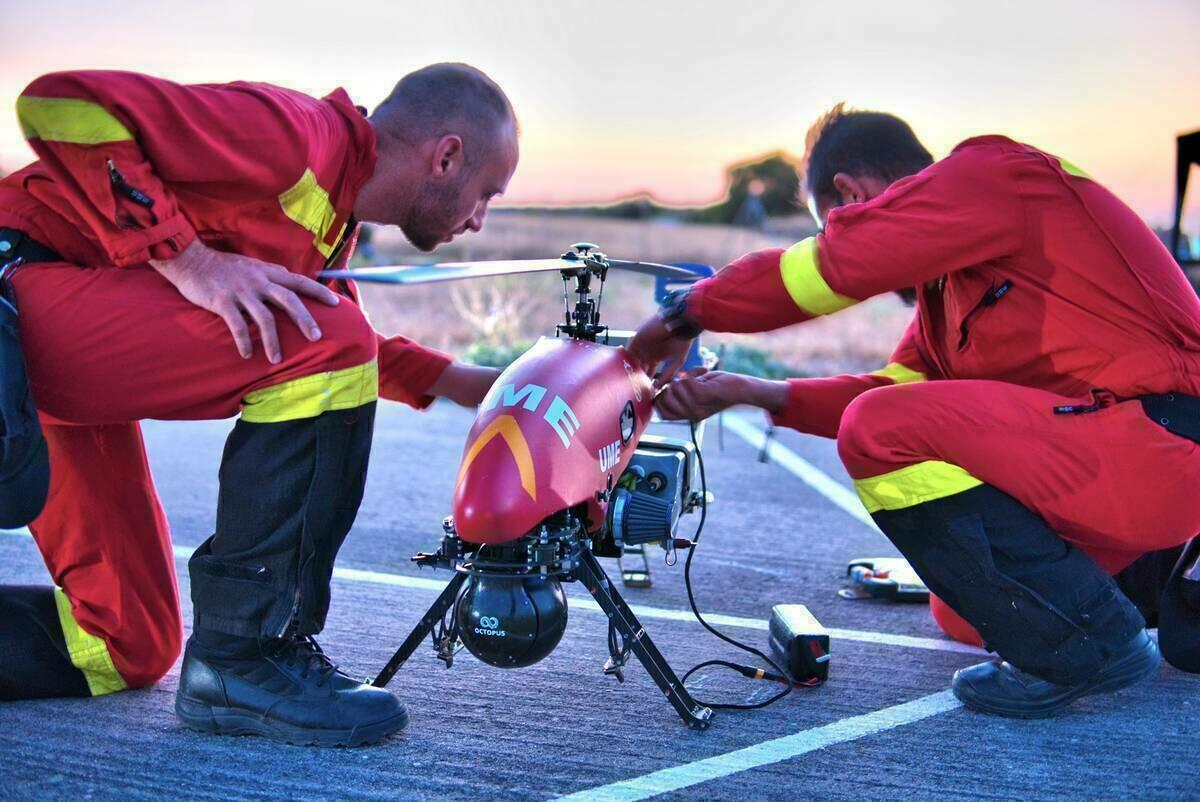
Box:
[321,259,573,285]
[320,257,701,285]
[603,259,704,279]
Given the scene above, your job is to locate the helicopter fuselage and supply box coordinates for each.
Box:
[452,336,653,544]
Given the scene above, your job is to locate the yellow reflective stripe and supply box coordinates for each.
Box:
[779,237,857,316]
[854,460,983,513]
[278,168,347,258]
[871,362,925,385]
[17,96,134,144]
[1056,156,1091,179]
[457,414,537,501]
[242,360,378,423]
[53,588,128,696]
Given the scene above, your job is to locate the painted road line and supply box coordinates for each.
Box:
[332,562,984,655]
[2,529,983,656]
[722,413,879,531]
[555,690,963,802]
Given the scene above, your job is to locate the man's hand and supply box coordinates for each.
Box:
[150,238,341,364]
[427,363,502,407]
[626,314,695,387]
[655,369,789,422]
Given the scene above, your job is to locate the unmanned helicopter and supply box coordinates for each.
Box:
[323,243,759,729]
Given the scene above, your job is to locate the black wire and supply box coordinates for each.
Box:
[679,420,798,710]
[684,658,820,687]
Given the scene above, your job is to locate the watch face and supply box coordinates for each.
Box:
[659,289,700,338]
[620,401,636,444]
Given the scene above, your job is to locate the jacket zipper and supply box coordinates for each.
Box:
[956,280,1013,351]
[106,159,156,208]
[1054,388,1115,416]
[323,215,357,269]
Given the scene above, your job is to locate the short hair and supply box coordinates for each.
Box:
[371,63,516,166]
[800,103,933,202]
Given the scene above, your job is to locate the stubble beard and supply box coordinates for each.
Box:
[400,176,466,253]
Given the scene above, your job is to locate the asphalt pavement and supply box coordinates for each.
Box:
[1,401,1195,801]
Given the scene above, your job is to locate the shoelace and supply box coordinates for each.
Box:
[279,635,341,687]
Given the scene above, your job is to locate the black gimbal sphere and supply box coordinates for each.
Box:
[457,575,568,668]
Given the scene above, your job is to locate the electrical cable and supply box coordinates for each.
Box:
[678,420,811,708]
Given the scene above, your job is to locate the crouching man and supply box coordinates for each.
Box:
[630,105,1200,718]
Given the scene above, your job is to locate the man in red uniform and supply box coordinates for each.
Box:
[630,105,1200,717]
[0,63,515,745]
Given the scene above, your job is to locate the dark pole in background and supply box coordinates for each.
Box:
[1172,131,1200,265]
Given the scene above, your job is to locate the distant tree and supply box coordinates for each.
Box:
[690,152,801,225]
[504,151,803,226]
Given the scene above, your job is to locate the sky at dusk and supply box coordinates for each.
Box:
[1,0,1197,230]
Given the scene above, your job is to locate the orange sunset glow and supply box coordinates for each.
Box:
[1,0,1197,232]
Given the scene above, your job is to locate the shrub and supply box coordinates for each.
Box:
[461,341,533,369]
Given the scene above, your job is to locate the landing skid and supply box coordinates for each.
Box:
[373,544,713,730]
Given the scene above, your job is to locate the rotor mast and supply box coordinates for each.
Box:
[557,242,611,342]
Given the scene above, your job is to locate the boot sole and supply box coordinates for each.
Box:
[953,638,1161,719]
[175,695,408,747]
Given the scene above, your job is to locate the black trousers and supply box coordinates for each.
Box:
[873,484,1146,685]
[0,586,89,699]
[188,402,376,640]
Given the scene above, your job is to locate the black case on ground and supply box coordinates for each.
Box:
[768,604,830,684]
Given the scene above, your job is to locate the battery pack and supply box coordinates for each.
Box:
[768,604,830,684]
[840,557,930,602]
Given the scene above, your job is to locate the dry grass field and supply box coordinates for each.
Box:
[360,211,913,376]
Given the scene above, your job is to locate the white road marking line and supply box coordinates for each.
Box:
[554,690,963,802]
[1,529,983,656]
[722,413,879,531]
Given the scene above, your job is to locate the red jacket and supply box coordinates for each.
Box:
[1,70,450,407]
[687,136,1200,437]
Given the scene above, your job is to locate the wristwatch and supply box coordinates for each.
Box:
[658,288,703,340]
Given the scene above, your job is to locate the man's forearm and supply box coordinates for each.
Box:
[736,375,790,414]
[377,334,454,408]
[426,363,501,407]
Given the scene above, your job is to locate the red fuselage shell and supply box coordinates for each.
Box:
[453,338,653,544]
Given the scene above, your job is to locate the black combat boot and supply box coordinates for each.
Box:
[175,633,407,746]
[951,629,1159,718]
